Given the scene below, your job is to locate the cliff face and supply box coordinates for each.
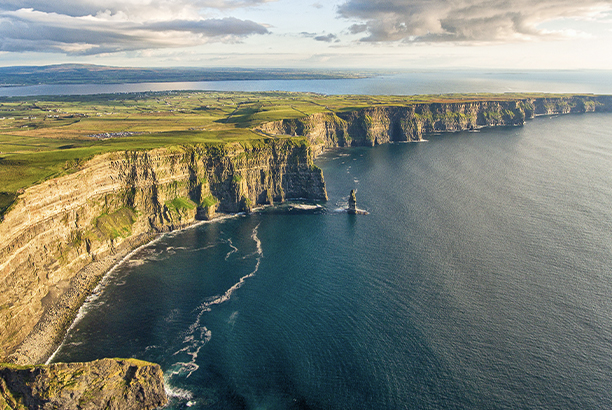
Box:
[0,139,327,363]
[2,95,610,365]
[0,358,167,410]
[257,96,612,150]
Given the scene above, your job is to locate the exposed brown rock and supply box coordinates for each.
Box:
[0,358,167,410]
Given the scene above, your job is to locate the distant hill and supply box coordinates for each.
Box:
[0,64,368,86]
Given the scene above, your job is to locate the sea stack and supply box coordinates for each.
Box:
[348,189,357,214]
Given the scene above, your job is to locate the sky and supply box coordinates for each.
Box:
[1,0,612,69]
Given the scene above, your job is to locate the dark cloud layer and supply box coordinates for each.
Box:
[0,1,271,54]
[338,0,612,42]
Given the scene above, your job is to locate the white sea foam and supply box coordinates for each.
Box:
[225,238,238,260]
[291,204,322,211]
[167,223,263,380]
[45,234,167,365]
[47,214,245,365]
[228,311,239,327]
[128,259,146,266]
[164,384,194,400]
[170,324,211,378]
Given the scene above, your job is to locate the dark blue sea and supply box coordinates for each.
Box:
[50,109,612,409]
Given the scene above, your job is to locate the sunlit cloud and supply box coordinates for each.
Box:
[0,1,271,55]
[0,0,279,17]
[338,0,612,42]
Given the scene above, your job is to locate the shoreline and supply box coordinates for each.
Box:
[9,233,159,365]
[10,214,241,366]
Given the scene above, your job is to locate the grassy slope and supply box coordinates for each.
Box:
[0,91,589,216]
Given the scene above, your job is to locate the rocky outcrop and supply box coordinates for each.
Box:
[0,139,327,364]
[256,95,612,150]
[346,189,367,215]
[348,190,357,214]
[0,358,167,409]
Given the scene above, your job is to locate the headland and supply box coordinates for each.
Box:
[0,92,611,404]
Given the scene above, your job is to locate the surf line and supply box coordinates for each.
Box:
[170,223,263,379]
[225,238,239,260]
[45,213,242,365]
[44,234,169,365]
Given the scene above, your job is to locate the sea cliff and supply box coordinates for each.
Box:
[0,139,326,364]
[256,96,612,151]
[1,94,611,367]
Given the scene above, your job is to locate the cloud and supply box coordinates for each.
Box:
[337,0,612,42]
[301,31,341,43]
[314,33,340,42]
[0,0,277,17]
[0,2,270,55]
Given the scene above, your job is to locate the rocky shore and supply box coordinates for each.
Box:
[11,233,158,365]
[0,140,327,364]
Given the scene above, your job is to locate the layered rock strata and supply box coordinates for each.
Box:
[257,96,612,151]
[2,95,611,366]
[0,140,326,364]
[0,358,167,409]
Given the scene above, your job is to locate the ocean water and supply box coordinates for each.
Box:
[3,70,612,96]
[51,111,612,409]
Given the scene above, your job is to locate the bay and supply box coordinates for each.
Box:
[52,112,612,409]
[3,70,612,97]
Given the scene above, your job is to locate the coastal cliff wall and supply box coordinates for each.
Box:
[0,140,327,364]
[257,96,612,150]
[2,94,611,365]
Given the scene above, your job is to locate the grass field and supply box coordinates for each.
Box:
[0,90,583,216]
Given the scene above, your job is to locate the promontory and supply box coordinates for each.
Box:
[1,91,611,407]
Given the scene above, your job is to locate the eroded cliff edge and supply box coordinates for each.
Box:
[256,96,612,152]
[2,95,611,366]
[0,139,326,364]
